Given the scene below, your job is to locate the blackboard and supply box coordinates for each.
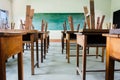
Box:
[33,13,85,30]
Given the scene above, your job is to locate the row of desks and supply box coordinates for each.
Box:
[62,29,120,80]
[0,29,49,80]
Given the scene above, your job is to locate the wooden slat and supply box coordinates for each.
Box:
[90,0,95,29]
[77,24,80,31]
[25,5,31,30]
[29,9,34,30]
[99,15,105,29]
[68,16,74,31]
[83,6,90,29]
[96,17,100,29]
[41,19,45,31]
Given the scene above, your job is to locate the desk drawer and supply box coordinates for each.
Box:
[110,38,120,60]
[1,36,22,59]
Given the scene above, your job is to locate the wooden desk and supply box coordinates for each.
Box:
[103,33,120,80]
[0,30,26,80]
[22,30,39,75]
[66,31,78,63]
[38,31,50,63]
[76,29,109,80]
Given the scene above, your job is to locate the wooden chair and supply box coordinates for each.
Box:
[66,15,82,63]
[38,19,50,63]
[11,22,15,29]
[61,21,67,54]
[83,6,106,62]
[61,20,81,54]
[20,5,39,75]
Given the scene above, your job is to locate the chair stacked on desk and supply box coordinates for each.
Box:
[20,5,39,75]
[76,0,109,80]
[65,15,81,63]
[38,19,50,63]
[61,21,67,54]
[61,20,80,54]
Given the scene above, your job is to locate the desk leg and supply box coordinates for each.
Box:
[61,34,64,54]
[101,47,105,62]
[106,39,114,80]
[67,39,70,63]
[106,57,114,80]
[31,34,34,75]
[18,52,23,80]
[76,44,79,75]
[48,35,50,49]
[0,56,6,80]
[46,35,49,53]
[96,47,98,58]
[41,35,43,63]
[82,46,87,80]
[44,38,46,59]
[36,34,39,68]
[66,39,67,59]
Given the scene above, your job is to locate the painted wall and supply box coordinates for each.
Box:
[0,0,12,27]
[12,0,111,39]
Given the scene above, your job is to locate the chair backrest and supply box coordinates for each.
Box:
[25,5,34,30]
[20,19,25,29]
[41,19,45,32]
[76,24,80,31]
[45,21,48,32]
[83,6,90,29]
[63,21,67,32]
[41,19,48,32]
[68,16,80,31]
[11,22,15,29]
[68,16,74,31]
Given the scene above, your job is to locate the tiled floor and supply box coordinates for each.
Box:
[6,42,120,80]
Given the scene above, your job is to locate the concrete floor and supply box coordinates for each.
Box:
[6,42,120,80]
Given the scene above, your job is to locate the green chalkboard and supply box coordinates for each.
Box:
[33,13,85,30]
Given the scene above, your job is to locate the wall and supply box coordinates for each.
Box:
[0,0,12,27]
[12,0,111,39]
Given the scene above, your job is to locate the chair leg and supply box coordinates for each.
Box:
[101,47,105,62]
[96,47,98,58]
[12,55,15,59]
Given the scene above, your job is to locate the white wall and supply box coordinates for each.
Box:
[12,0,111,39]
[0,0,12,27]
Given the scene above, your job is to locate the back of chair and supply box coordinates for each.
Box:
[76,24,80,31]
[41,19,45,32]
[45,22,48,32]
[68,16,74,31]
[20,19,25,29]
[63,21,67,32]
[24,5,34,30]
[11,22,15,29]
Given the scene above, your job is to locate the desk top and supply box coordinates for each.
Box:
[78,29,109,34]
[0,29,27,36]
[103,34,120,38]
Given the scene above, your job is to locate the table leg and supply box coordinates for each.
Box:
[82,46,87,80]
[44,38,46,59]
[61,34,64,54]
[0,56,6,80]
[41,35,43,63]
[36,34,39,68]
[18,52,23,80]
[76,44,79,75]
[31,34,34,75]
